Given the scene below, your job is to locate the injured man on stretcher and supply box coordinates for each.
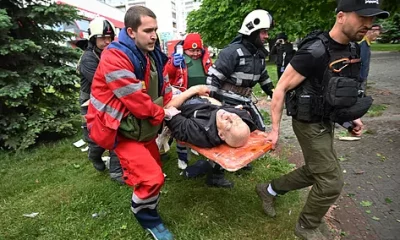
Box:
[163,85,260,188]
[165,85,258,148]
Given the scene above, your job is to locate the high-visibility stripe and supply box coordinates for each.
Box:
[130,200,159,214]
[260,78,272,86]
[236,48,244,56]
[208,66,226,80]
[90,95,124,121]
[105,69,137,83]
[231,72,260,81]
[132,192,160,204]
[130,192,160,214]
[164,85,172,94]
[113,82,143,98]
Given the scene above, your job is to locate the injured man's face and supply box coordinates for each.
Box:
[216,109,250,148]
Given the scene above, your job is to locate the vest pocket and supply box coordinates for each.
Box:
[326,77,358,107]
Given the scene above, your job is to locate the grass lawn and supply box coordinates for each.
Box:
[0,134,304,240]
[370,43,400,52]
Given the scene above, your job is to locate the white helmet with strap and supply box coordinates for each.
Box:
[88,17,116,40]
[238,10,273,36]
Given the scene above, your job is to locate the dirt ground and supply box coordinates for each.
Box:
[258,51,400,240]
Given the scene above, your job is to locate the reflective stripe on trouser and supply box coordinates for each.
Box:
[271,119,344,228]
[176,142,188,163]
[131,192,162,229]
[114,138,165,229]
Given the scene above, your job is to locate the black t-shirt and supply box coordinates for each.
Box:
[290,32,349,81]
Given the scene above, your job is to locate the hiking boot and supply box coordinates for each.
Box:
[295,222,327,240]
[206,173,234,188]
[255,183,276,217]
[318,219,336,240]
[146,223,174,240]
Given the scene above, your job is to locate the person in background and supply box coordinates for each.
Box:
[163,33,213,170]
[270,32,295,80]
[76,17,124,184]
[359,24,382,95]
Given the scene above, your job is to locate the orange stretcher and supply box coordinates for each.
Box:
[184,130,273,172]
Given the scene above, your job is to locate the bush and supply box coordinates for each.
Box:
[0,1,82,151]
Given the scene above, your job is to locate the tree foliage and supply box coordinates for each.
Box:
[0,0,82,151]
[377,12,400,43]
[187,0,396,48]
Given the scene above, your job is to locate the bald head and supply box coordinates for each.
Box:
[216,109,250,148]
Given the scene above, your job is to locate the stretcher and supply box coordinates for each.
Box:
[183,130,273,172]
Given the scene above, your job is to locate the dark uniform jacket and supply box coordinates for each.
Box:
[270,42,295,67]
[166,97,257,148]
[77,42,101,105]
[206,35,274,96]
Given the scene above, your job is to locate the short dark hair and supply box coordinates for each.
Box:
[124,6,156,31]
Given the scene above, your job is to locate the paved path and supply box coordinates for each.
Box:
[332,51,400,240]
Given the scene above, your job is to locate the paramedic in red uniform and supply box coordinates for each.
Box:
[86,6,178,240]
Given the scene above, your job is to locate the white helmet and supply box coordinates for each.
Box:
[88,17,116,40]
[238,10,273,36]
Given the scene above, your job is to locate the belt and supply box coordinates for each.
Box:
[221,82,252,97]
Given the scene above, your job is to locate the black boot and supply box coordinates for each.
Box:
[206,163,234,188]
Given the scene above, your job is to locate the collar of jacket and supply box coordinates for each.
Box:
[88,42,103,58]
[113,28,168,95]
[231,34,268,57]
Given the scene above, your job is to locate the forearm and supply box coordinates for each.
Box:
[164,86,198,108]
[270,87,285,133]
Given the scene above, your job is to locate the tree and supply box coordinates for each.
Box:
[0,0,82,150]
[187,0,396,48]
[378,12,400,43]
[187,0,337,48]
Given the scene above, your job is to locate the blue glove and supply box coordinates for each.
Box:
[173,53,184,67]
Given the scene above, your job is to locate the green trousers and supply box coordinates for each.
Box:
[272,118,344,228]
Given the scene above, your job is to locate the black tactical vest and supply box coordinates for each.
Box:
[286,32,373,123]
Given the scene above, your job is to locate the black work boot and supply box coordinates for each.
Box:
[206,163,234,188]
[91,159,106,172]
[109,151,124,184]
[88,143,106,172]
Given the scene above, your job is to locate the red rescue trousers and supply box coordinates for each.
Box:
[114,136,165,199]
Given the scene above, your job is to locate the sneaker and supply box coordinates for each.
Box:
[295,222,327,240]
[146,223,174,240]
[177,159,188,170]
[255,183,276,217]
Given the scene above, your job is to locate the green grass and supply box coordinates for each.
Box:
[253,64,278,98]
[367,104,388,117]
[0,136,303,240]
[370,43,400,52]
